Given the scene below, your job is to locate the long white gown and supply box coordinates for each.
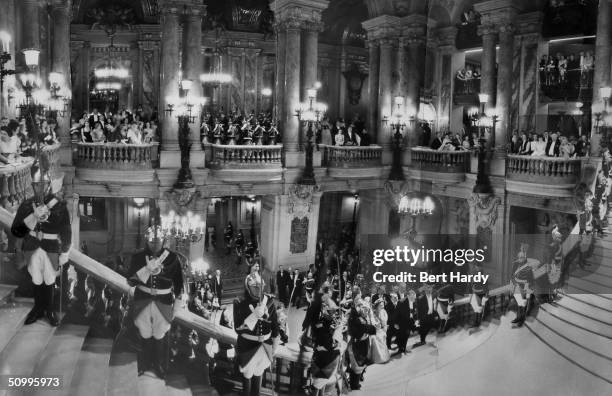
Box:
[368,308,390,364]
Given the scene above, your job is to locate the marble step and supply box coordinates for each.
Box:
[106,343,139,396]
[567,277,612,295]
[0,302,33,353]
[535,308,612,360]
[0,284,17,305]
[0,320,59,396]
[593,238,612,249]
[539,304,612,339]
[564,293,612,312]
[569,270,612,288]
[577,263,612,278]
[526,317,612,384]
[29,324,90,396]
[69,335,113,396]
[555,296,612,325]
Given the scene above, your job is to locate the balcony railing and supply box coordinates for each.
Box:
[208,144,283,169]
[320,144,383,168]
[74,142,159,170]
[506,155,583,184]
[411,148,471,173]
[0,159,34,207]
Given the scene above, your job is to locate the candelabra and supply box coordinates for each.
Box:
[165,79,206,124]
[159,210,205,248]
[470,93,498,194]
[398,194,435,233]
[295,87,327,185]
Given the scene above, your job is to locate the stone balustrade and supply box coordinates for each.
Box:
[320,144,383,168]
[208,144,283,169]
[411,147,471,173]
[0,159,34,208]
[74,142,159,170]
[506,155,583,184]
[41,143,61,171]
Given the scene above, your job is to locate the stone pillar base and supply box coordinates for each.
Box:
[159,150,181,168]
[381,150,393,165]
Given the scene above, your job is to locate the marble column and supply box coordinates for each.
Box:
[183,6,205,168]
[518,33,540,133]
[478,25,497,113]
[378,38,394,151]
[495,25,515,155]
[405,37,425,148]
[283,24,301,153]
[591,0,612,156]
[21,0,40,53]
[51,0,72,165]
[367,40,380,142]
[436,27,457,133]
[357,189,389,242]
[301,26,320,98]
[159,3,182,168]
[0,0,16,119]
[274,27,286,124]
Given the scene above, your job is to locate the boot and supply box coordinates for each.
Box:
[44,284,59,327]
[242,376,252,396]
[25,284,44,325]
[349,372,361,390]
[250,375,261,396]
[471,313,480,328]
[152,338,167,379]
[525,296,534,317]
[511,307,523,324]
[137,338,153,376]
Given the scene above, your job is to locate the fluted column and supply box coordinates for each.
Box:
[378,38,394,151]
[405,36,425,148]
[274,27,286,124]
[367,40,380,141]
[183,5,205,168]
[51,0,72,165]
[284,24,301,152]
[159,2,182,168]
[495,25,515,155]
[301,26,320,97]
[591,0,612,156]
[478,25,497,113]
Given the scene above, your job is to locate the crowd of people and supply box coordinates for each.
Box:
[201,111,280,146]
[539,51,594,89]
[70,108,159,144]
[454,65,482,95]
[0,115,59,165]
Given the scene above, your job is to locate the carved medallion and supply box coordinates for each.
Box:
[469,193,502,230]
[165,187,200,213]
[287,184,320,219]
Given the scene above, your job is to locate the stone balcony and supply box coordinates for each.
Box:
[506,155,584,197]
[409,147,471,182]
[320,144,384,179]
[205,143,284,183]
[73,142,159,183]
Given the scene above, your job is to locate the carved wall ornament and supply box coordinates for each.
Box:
[165,187,200,213]
[469,193,502,230]
[342,63,368,105]
[287,184,320,219]
[384,180,412,210]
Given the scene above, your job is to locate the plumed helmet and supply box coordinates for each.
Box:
[145,225,166,242]
[244,272,264,302]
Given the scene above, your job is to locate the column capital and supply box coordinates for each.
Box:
[183,4,207,18]
[498,24,516,36]
[474,0,520,26]
[362,15,401,40]
[515,11,544,36]
[50,0,71,11]
[271,0,329,29]
[477,24,498,38]
[520,32,540,46]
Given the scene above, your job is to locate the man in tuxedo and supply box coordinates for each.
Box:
[289,269,303,308]
[415,285,436,347]
[545,133,560,157]
[88,108,105,129]
[420,123,432,147]
[276,265,289,306]
[212,269,223,305]
[385,292,400,350]
[394,289,418,354]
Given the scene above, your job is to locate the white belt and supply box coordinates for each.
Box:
[437,297,451,302]
[137,285,172,295]
[241,333,271,342]
[29,231,59,240]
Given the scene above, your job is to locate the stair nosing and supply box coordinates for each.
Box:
[566,282,612,300]
[563,293,612,314]
[568,277,612,295]
[540,305,612,340]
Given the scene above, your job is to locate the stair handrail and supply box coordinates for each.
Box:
[0,206,311,363]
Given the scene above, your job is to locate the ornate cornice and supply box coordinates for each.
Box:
[271,0,329,30]
[474,0,520,28]
[515,11,544,36]
[477,24,498,37]
[287,184,321,219]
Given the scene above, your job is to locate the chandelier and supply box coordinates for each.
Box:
[200,41,232,86]
[398,195,435,216]
[159,210,205,246]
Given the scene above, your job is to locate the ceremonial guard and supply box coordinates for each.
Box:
[469,263,489,328]
[309,296,342,396]
[233,263,280,396]
[415,285,435,347]
[127,226,184,378]
[11,170,71,327]
[511,243,536,327]
[435,283,455,333]
[346,299,376,390]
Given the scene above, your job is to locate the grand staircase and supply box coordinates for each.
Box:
[525,211,612,385]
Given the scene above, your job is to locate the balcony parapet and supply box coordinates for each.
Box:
[320,144,384,179]
[506,155,583,197]
[74,142,159,170]
[207,144,283,169]
[0,159,34,207]
[411,147,471,173]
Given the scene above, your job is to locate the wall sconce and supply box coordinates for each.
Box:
[22,48,40,68]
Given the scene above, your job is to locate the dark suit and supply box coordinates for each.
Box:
[276,270,289,305]
[545,139,561,157]
[430,137,443,150]
[212,276,223,303]
[395,299,417,352]
[290,273,303,307]
[416,294,436,344]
